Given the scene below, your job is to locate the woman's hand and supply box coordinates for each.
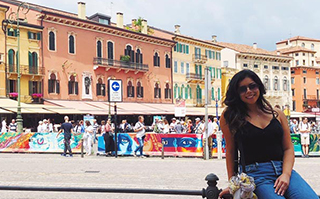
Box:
[274,173,290,196]
[219,187,230,198]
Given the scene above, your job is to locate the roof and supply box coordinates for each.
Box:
[275,46,316,54]
[217,42,291,58]
[276,36,320,44]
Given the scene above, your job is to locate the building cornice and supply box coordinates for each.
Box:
[174,35,223,50]
[237,52,292,63]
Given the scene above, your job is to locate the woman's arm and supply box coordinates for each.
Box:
[274,108,295,196]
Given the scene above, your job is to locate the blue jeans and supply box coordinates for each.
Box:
[134,136,145,156]
[241,161,318,199]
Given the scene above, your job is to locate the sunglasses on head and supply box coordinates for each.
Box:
[238,83,259,94]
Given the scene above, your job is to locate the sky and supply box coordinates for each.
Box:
[25,0,320,51]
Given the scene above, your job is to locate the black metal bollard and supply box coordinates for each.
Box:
[202,173,221,199]
[81,139,84,158]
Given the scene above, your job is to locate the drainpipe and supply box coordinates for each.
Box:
[171,37,176,104]
[40,14,45,102]
[3,7,9,97]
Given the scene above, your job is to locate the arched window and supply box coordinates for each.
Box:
[8,49,15,72]
[196,85,202,105]
[274,76,279,91]
[154,52,160,67]
[283,76,288,91]
[154,82,161,98]
[311,43,315,50]
[107,41,113,59]
[185,85,188,99]
[174,84,178,99]
[264,75,269,90]
[49,31,55,51]
[187,85,191,99]
[127,80,134,97]
[97,40,102,58]
[96,78,106,96]
[181,84,185,99]
[48,73,59,94]
[165,83,171,99]
[135,49,143,64]
[69,35,75,54]
[68,74,78,95]
[137,81,143,98]
[125,45,134,62]
[165,54,171,68]
[301,43,305,48]
[211,87,215,100]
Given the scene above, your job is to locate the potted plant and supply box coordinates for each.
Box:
[31,93,43,98]
[9,92,18,100]
[120,55,131,68]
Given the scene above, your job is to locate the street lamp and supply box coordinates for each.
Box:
[215,91,218,120]
[7,2,30,133]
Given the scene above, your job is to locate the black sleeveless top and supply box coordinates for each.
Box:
[235,114,284,166]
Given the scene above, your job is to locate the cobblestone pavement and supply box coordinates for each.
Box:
[0,153,319,199]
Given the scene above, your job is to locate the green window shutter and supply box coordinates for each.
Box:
[29,81,32,95]
[181,85,184,99]
[38,81,42,93]
[28,52,32,66]
[186,45,189,54]
[34,53,38,67]
[218,88,221,100]
[28,31,31,39]
[179,44,182,53]
[183,44,185,53]
[14,29,18,37]
[174,84,178,98]
[219,69,221,79]
[216,68,219,79]
[212,87,214,100]
[185,86,188,99]
[212,51,215,59]
[8,50,13,65]
[195,65,198,75]
[213,67,215,78]
[37,32,41,40]
[178,86,181,98]
[189,86,192,98]
[176,43,179,52]
[16,51,19,66]
[199,65,202,79]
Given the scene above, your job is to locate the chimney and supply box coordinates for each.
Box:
[253,43,257,50]
[212,35,217,43]
[174,25,181,35]
[77,2,86,19]
[141,19,147,34]
[116,12,123,28]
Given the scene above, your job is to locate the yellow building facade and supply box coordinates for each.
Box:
[172,35,223,107]
[0,5,8,97]
[4,20,43,103]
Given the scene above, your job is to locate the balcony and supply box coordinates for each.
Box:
[302,95,319,101]
[186,73,204,84]
[93,58,149,73]
[192,54,207,64]
[7,65,44,76]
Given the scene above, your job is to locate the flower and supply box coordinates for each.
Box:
[31,93,43,98]
[9,92,18,97]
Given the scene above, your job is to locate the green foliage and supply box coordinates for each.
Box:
[120,55,130,62]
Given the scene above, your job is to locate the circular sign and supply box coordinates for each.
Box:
[111,82,120,92]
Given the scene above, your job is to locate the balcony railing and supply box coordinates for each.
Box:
[192,54,207,64]
[302,95,319,100]
[93,58,149,72]
[7,65,44,75]
[186,73,203,80]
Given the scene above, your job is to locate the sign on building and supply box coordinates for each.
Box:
[108,79,123,102]
[175,99,186,117]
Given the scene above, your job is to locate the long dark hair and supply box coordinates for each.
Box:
[223,69,276,134]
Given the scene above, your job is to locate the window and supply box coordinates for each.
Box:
[272,66,279,70]
[318,89,319,100]
[303,70,307,74]
[211,87,215,100]
[301,43,305,47]
[296,60,299,66]
[107,41,114,60]
[291,77,295,84]
[312,54,314,57]
[8,49,15,72]
[136,49,143,64]
[291,89,295,97]
[153,52,160,67]
[195,47,201,57]
[196,85,202,100]
[292,101,296,111]
[303,89,307,99]
[274,76,279,91]
[180,84,185,99]
[136,81,144,98]
[283,77,288,91]
[29,81,42,96]
[174,84,178,99]
[291,70,295,74]
[303,60,305,65]
[174,61,178,73]
[295,53,299,56]
[303,77,306,84]
[68,75,78,95]
[28,31,40,40]
[165,83,171,99]
[69,35,75,54]
[264,75,269,90]
[165,54,171,68]
[8,28,17,37]
[9,80,17,93]
[186,45,189,54]
[49,31,55,51]
[125,45,134,62]
[316,78,319,85]
[302,53,305,56]
[97,40,102,58]
[243,63,248,68]
[127,80,134,97]
[254,64,258,68]
[28,52,38,74]
[187,85,191,99]
[311,43,315,50]
[312,61,314,66]
[316,71,319,75]
[281,67,289,71]
[186,63,190,74]
[96,78,105,96]
[48,73,60,94]
[154,82,161,98]
[264,65,268,69]
[181,62,184,74]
